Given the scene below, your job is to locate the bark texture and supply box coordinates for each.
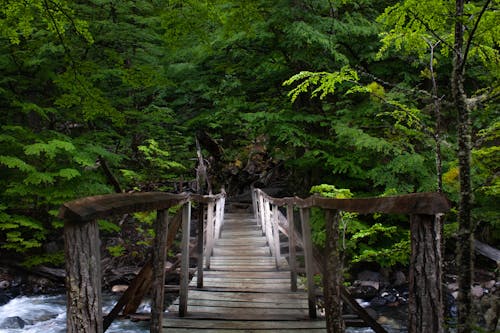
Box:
[151,209,169,333]
[324,209,345,333]
[64,219,103,333]
[409,214,444,333]
[452,1,474,331]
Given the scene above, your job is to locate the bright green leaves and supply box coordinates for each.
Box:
[283,66,366,102]
[0,0,93,45]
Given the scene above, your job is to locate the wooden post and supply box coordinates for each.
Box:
[214,198,222,240]
[272,204,281,269]
[324,209,344,333]
[151,209,169,333]
[258,193,266,235]
[409,214,444,333]
[196,203,205,288]
[264,200,274,257]
[205,201,215,269]
[251,187,258,220]
[64,219,103,333]
[179,202,191,317]
[300,208,317,319]
[287,204,297,292]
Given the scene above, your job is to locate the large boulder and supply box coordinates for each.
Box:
[1,316,26,329]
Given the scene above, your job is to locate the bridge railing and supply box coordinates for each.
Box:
[58,191,225,333]
[253,188,450,333]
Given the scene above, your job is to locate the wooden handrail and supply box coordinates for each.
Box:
[253,188,450,333]
[255,189,450,215]
[59,190,225,333]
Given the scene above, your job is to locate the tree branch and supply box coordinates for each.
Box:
[460,0,493,73]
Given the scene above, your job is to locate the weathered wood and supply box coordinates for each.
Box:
[272,204,282,269]
[324,209,344,333]
[205,201,215,269]
[255,189,450,215]
[58,192,189,223]
[287,204,297,292]
[162,318,327,330]
[103,261,152,331]
[474,239,500,264]
[64,219,102,333]
[300,208,317,319]
[151,209,169,333]
[409,214,444,333]
[340,287,388,333]
[179,203,191,317]
[196,203,204,288]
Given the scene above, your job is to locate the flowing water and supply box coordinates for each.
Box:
[0,294,405,333]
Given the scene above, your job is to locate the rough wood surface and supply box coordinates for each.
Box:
[165,211,327,331]
[409,214,444,333]
[59,192,190,222]
[255,189,450,215]
[64,219,102,333]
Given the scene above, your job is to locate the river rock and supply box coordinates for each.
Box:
[357,270,387,284]
[471,285,484,298]
[1,316,26,329]
[349,285,379,300]
[393,271,406,286]
[0,292,11,306]
[112,284,129,293]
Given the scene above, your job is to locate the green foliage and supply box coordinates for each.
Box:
[310,184,411,267]
[107,244,125,257]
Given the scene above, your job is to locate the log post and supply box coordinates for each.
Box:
[324,209,344,333]
[287,204,297,291]
[64,219,103,333]
[151,209,169,333]
[179,202,191,317]
[197,203,205,288]
[409,214,444,333]
[300,208,317,319]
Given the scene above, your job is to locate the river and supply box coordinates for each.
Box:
[0,294,405,332]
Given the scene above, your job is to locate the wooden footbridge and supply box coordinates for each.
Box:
[59,188,450,333]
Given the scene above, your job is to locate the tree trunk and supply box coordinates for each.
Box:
[452,1,474,332]
[409,214,444,333]
[64,219,103,333]
[324,209,345,333]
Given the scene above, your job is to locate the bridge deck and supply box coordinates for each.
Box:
[163,212,329,332]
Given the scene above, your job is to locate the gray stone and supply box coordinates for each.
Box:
[1,316,26,329]
[0,280,9,289]
[471,285,484,298]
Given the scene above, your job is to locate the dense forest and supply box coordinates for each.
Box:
[0,0,498,332]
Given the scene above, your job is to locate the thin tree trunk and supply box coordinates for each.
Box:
[452,1,474,331]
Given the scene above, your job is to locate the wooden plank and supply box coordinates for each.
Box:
[168,305,309,317]
[186,290,309,302]
[172,299,308,309]
[202,271,291,279]
[162,328,327,333]
[212,247,270,256]
[162,318,327,330]
[165,311,309,321]
[287,203,297,291]
[475,240,500,263]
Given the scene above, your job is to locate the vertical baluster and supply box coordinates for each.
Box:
[204,201,215,269]
[179,202,191,317]
[287,204,297,292]
[300,207,317,319]
[272,204,281,269]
